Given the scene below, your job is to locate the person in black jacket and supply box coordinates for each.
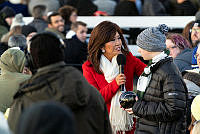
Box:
[123,24,188,134]
[64,21,88,72]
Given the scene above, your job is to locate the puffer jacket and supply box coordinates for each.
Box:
[132,57,188,134]
[8,62,112,134]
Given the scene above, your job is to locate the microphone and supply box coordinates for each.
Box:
[117,54,126,91]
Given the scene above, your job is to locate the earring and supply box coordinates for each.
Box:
[102,49,105,53]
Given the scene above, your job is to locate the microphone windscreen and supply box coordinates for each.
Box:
[117,54,126,65]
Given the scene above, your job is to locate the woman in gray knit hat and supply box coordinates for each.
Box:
[123,24,188,134]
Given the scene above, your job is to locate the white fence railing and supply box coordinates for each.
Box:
[23,16,195,29]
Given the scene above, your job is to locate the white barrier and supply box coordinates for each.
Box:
[24,16,195,29]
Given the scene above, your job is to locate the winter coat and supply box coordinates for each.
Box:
[82,52,146,113]
[45,27,65,39]
[132,57,188,134]
[174,48,193,72]
[28,18,48,33]
[0,49,31,113]
[7,62,112,134]
[64,35,88,71]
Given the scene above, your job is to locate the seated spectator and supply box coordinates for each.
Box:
[28,5,48,33]
[15,101,76,134]
[166,33,193,72]
[0,112,11,134]
[0,6,16,40]
[64,21,88,71]
[189,95,200,134]
[7,32,112,134]
[45,12,65,39]
[58,5,77,34]
[0,48,31,113]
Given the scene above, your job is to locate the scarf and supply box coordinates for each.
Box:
[137,51,168,99]
[100,54,133,134]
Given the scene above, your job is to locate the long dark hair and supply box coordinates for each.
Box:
[88,21,129,74]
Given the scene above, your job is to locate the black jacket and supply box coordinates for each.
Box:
[133,58,188,134]
[64,36,88,71]
[8,62,112,134]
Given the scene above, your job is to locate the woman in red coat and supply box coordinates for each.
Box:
[82,21,146,134]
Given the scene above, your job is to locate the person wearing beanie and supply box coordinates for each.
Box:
[15,101,76,134]
[123,24,188,134]
[0,48,31,113]
[0,6,16,39]
[189,95,200,134]
[10,13,25,30]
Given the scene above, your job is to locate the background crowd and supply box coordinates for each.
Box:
[0,0,200,134]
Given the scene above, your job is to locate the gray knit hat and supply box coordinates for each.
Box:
[136,24,169,52]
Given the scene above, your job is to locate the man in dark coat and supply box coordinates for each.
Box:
[7,32,112,134]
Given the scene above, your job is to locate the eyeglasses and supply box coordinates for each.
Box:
[194,53,200,59]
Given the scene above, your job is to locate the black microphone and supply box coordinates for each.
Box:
[117,54,126,91]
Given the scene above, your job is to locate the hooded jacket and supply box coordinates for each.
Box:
[0,48,31,113]
[8,62,112,134]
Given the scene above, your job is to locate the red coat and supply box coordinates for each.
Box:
[82,52,146,113]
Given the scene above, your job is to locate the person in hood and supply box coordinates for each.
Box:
[7,32,112,134]
[0,48,31,113]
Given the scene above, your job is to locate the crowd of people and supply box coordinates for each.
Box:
[0,0,200,134]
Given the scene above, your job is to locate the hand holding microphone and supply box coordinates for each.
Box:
[115,74,126,86]
[116,54,126,91]
[117,54,137,109]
